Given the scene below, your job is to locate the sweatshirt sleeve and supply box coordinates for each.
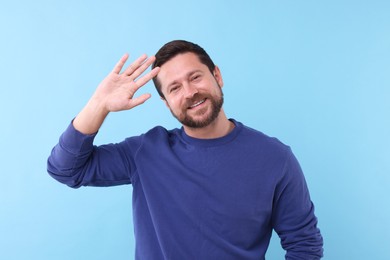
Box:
[272,149,324,259]
[47,122,139,188]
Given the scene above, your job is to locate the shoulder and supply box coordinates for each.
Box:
[118,126,181,155]
[232,121,292,161]
[134,125,181,146]
[236,120,291,153]
[144,125,179,138]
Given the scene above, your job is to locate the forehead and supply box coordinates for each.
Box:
[157,52,209,86]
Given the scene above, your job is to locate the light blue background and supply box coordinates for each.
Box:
[1,1,389,259]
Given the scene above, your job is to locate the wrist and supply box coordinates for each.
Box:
[88,93,110,115]
[73,96,109,135]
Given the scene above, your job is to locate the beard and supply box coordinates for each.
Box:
[169,88,224,129]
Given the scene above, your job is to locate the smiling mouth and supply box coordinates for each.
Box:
[188,99,206,109]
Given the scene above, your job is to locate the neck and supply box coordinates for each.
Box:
[183,110,235,139]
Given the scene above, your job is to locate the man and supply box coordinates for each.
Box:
[47,40,323,259]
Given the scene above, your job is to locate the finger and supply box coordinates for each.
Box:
[130,56,156,80]
[123,54,148,76]
[132,67,160,92]
[127,93,151,109]
[112,53,129,74]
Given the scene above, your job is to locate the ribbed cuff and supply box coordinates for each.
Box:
[59,120,97,154]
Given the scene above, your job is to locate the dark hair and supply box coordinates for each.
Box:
[152,40,215,98]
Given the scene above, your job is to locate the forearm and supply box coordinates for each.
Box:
[73,95,109,135]
[47,122,97,188]
[281,206,323,259]
[47,121,137,188]
[273,151,323,258]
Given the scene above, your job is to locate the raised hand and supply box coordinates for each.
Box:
[73,54,160,134]
[94,54,160,112]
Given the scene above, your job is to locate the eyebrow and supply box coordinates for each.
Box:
[166,69,203,89]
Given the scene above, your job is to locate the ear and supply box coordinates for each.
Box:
[213,66,224,88]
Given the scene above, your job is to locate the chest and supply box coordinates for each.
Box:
[137,144,280,220]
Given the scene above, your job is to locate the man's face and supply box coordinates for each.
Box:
[157,52,224,128]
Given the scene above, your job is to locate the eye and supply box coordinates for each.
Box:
[191,74,202,82]
[169,85,180,93]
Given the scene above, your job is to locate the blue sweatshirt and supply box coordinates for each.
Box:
[47,119,323,259]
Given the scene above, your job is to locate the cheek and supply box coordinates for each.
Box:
[209,84,222,96]
[165,98,181,111]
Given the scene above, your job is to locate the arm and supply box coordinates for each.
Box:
[74,53,159,134]
[47,54,159,187]
[272,150,324,259]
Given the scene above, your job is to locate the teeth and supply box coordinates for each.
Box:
[189,99,206,108]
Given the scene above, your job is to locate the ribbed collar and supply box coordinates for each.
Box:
[178,119,242,147]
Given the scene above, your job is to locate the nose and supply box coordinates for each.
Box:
[183,83,198,99]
